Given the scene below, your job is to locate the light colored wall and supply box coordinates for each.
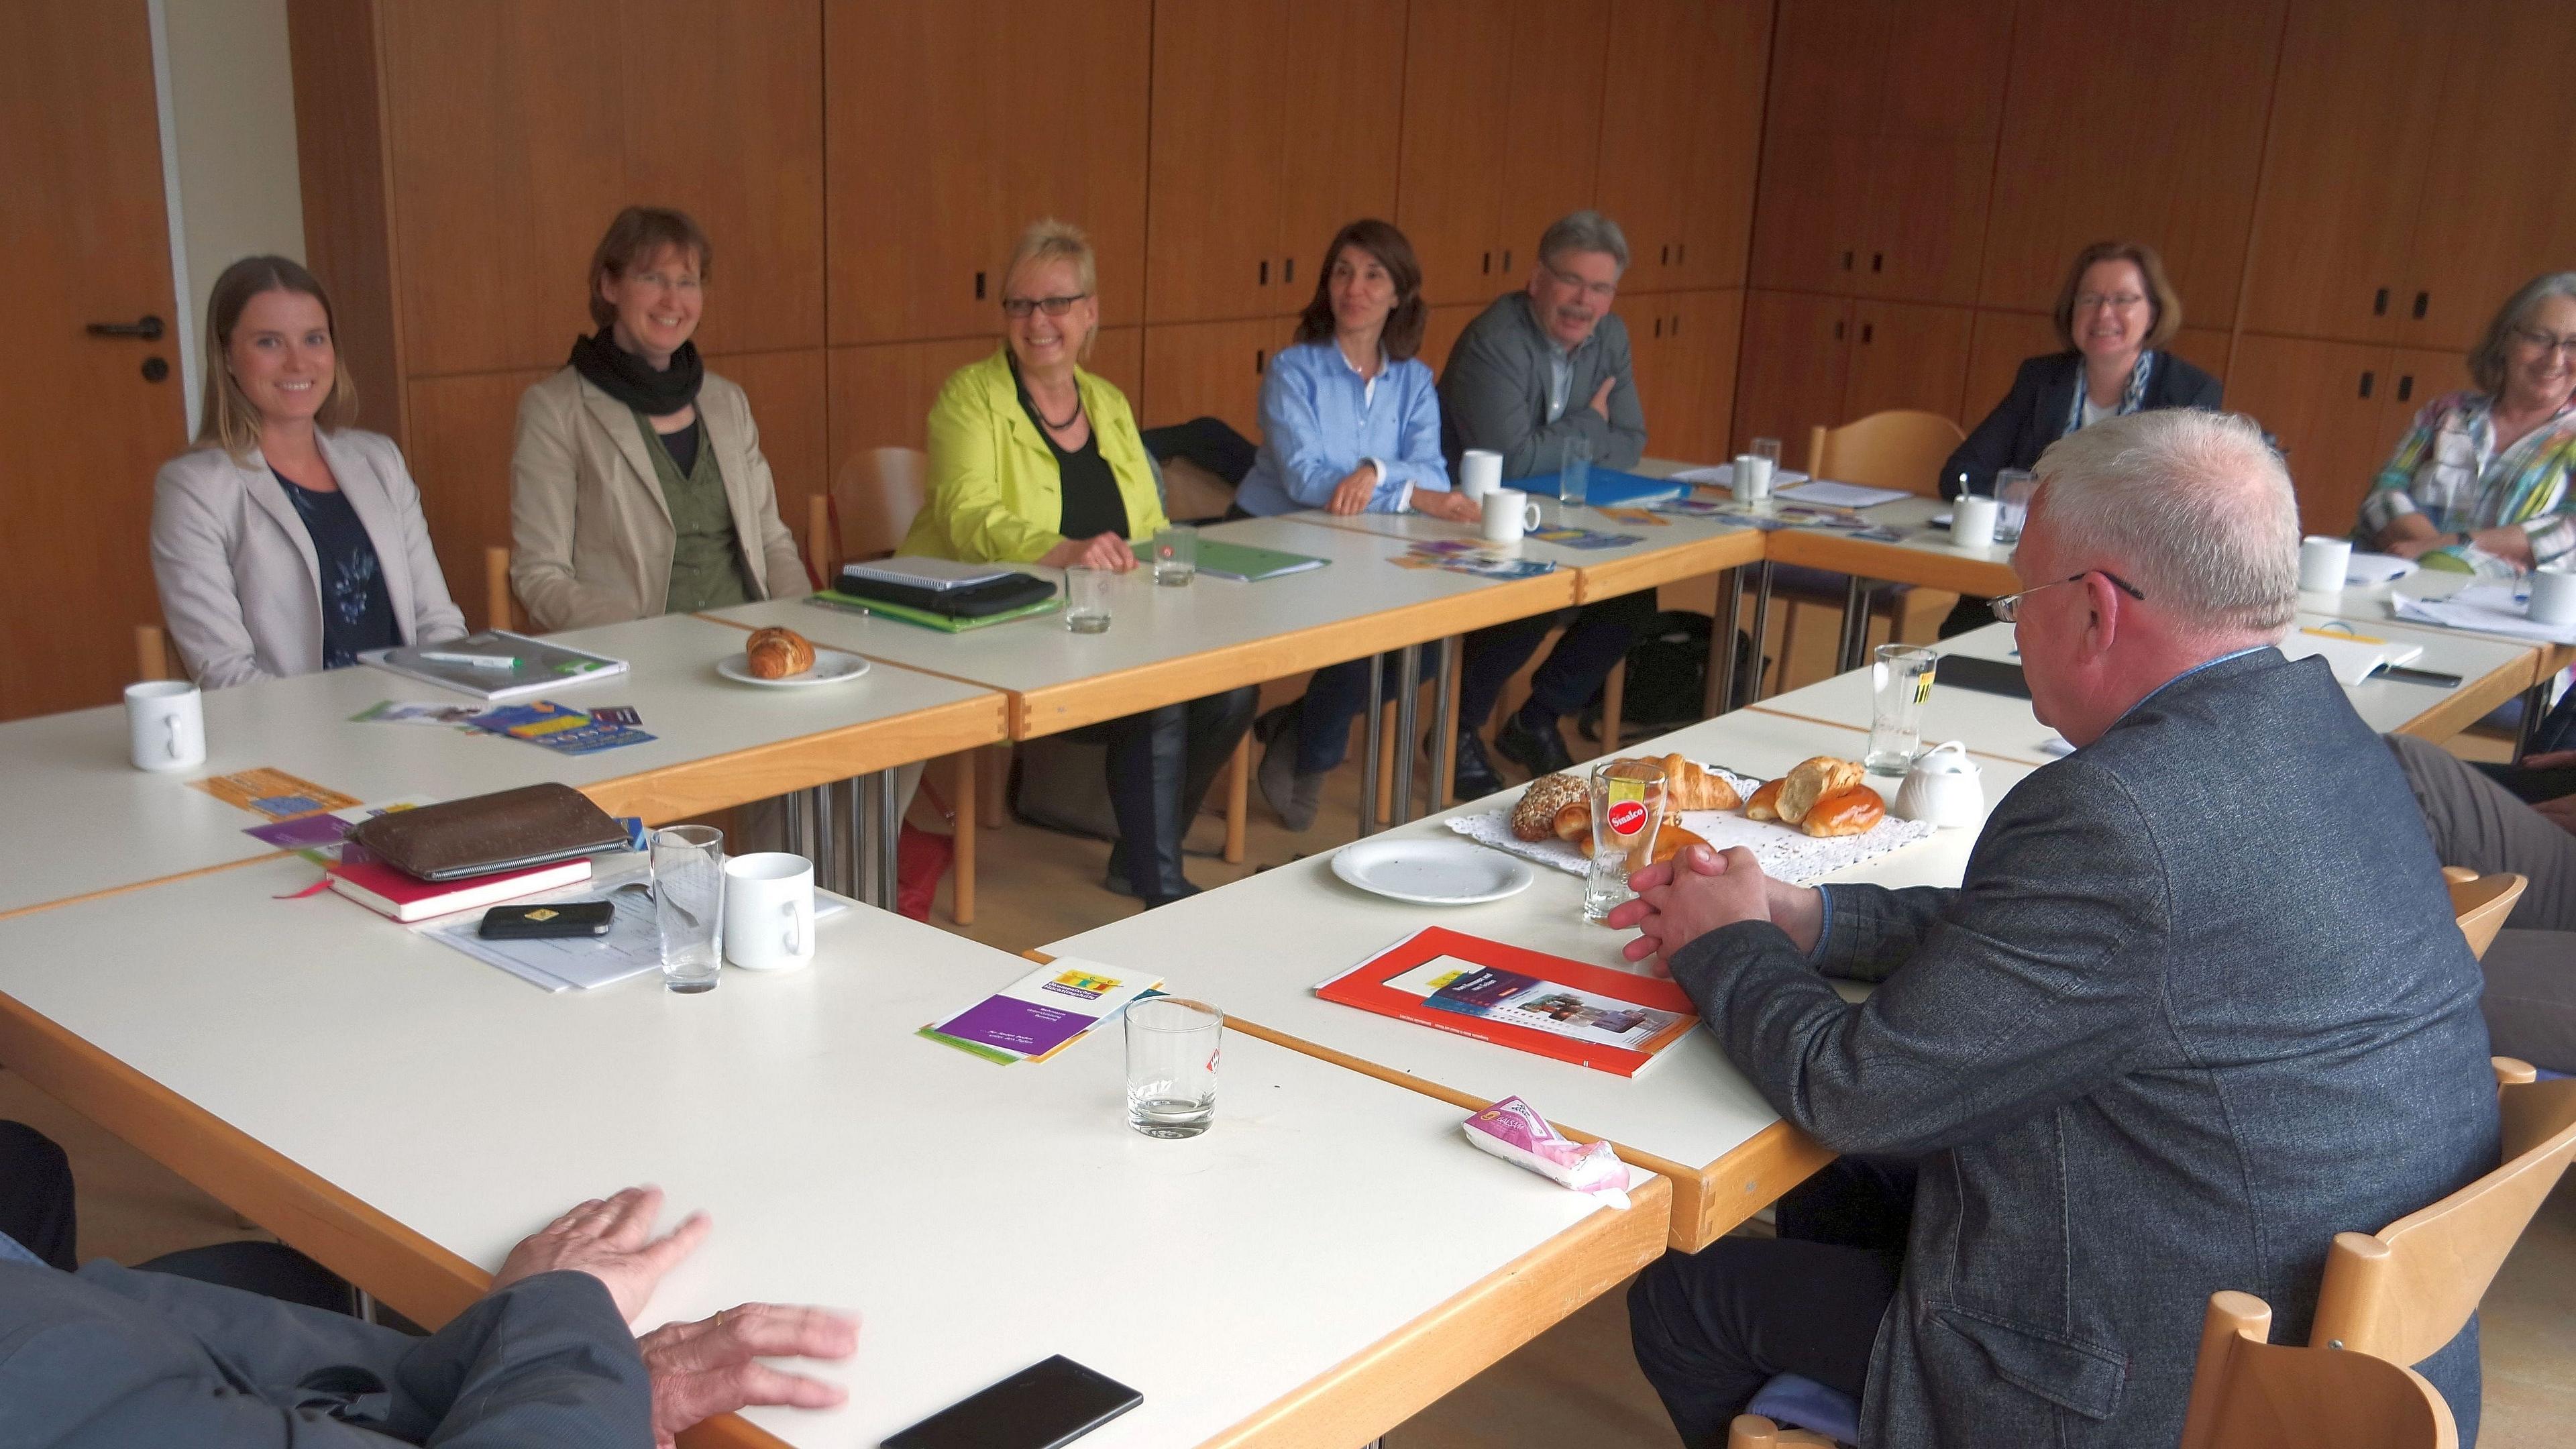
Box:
[152,0,307,426]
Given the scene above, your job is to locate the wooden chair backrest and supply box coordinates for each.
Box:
[1804,411,1966,497]
[2441,867,2526,961]
[483,545,516,633]
[833,446,928,563]
[134,623,173,683]
[2178,1291,2455,1449]
[2306,1056,2576,1366]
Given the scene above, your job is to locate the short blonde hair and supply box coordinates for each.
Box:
[2052,241,2184,353]
[197,255,358,459]
[2468,272,2576,396]
[1000,219,1099,361]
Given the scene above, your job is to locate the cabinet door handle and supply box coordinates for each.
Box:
[1283,257,1293,284]
[973,271,985,301]
[1660,244,1671,265]
[1254,348,1265,373]
[1871,252,1883,274]
[2372,286,2388,317]
[1841,250,1854,271]
[1653,317,1662,339]
[1502,248,1512,272]
[86,314,164,339]
[1482,250,1491,274]
[2412,291,2428,319]
[1861,321,1874,344]
[1672,313,1682,337]
[2359,370,2375,399]
[1258,260,1268,286]
[1833,320,1845,340]
[2398,374,2415,403]
[1676,242,1685,265]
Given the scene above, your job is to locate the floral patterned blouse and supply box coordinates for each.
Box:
[2358,390,2576,578]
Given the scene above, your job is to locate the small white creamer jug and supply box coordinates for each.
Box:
[1893,740,1982,828]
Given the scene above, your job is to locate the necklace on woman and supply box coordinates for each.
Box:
[1036,392,1083,432]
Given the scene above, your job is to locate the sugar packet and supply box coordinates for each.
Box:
[1462,1095,1635,1209]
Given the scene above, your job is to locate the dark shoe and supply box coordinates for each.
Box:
[1256,704,1320,830]
[1102,852,1202,909]
[1495,707,1575,777]
[1445,729,1506,799]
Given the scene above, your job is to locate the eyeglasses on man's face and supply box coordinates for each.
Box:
[1002,294,1089,319]
[1988,570,2147,623]
[1543,264,1618,303]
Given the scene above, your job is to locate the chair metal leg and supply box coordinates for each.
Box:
[1391,646,1421,824]
[1358,651,1384,839]
[1224,733,1249,864]
[1434,635,1460,806]
[847,775,873,905]
[1837,574,1872,672]
[1746,561,1774,703]
[1601,659,1625,753]
[874,767,901,908]
[950,752,976,926]
[2515,678,2554,761]
[1707,565,1742,717]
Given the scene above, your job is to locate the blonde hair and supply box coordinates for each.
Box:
[1002,219,1099,362]
[197,256,358,458]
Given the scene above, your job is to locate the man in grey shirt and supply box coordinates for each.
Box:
[1438,210,1653,794]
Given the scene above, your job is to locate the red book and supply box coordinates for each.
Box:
[1313,926,1699,1077]
[323,854,592,922]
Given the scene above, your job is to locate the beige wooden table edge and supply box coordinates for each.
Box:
[576,691,1010,819]
[2390,643,2544,743]
[1764,528,2020,596]
[1571,529,1767,602]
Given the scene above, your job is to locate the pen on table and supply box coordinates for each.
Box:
[420,651,519,669]
[2300,624,2386,645]
[802,595,872,618]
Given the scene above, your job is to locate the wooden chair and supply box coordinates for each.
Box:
[134,624,178,683]
[1767,411,1968,692]
[830,445,929,564]
[483,545,518,632]
[2304,1055,2576,1371]
[2441,867,2527,961]
[2176,1291,2456,1449]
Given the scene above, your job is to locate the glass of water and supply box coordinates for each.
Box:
[1868,645,1939,774]
[1559,432,1592,511]
[1582,757,1667,922]
[1125,996,1222,1138]
[653,824,725,994]
[1064,565,1111,633]
[1152,525,1197,586]
[1994,469,2037,543]
[1752,436,1783,473]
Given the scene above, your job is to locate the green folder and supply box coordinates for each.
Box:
[1195,539,1330,582]
[814,589,1062,632]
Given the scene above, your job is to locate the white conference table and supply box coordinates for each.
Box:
[1048,704,2035,1251]
[1748,619,2540,763]
[0,614,1004,919]
[0,860,1667,1448]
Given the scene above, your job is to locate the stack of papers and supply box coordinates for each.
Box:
[2393,584,2576,645]
[417,863,852,991]
[1777,479,1911,508]
[839,557,1018,591]
[2277,629,2425,686]
[360,631,626,701]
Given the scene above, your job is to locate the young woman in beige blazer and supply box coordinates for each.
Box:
[509,207,806,631]
[151,256,466,688]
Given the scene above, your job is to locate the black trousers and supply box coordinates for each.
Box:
[1458,589,1658,730]
[1628,1157,1914,1446]
[1,1119,360,1316]
[1095,687,1257,900]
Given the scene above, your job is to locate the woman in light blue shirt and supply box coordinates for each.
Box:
[1237,219,1479,829]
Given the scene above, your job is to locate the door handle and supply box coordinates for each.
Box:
[1871,252,1883,274]
[1841,250,1854,271]
[1254,348,1265,373]
[1653,317,1662,339]
[1860,321,1874,344]
[974,271,985,301]
[1833,320,1845,341]
[2412,291,2428,319]
[1283,257,1293,284]
[2397,374,2414,403]
[1502,248,1512,272]
[1258,259,1268,286]
[2359,371,2375,400]
[2372,286,2388,317]
[1483,251,1491,274]
[87,314,164,341]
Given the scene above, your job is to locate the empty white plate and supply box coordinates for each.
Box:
[716,647,871,688]
[1330,838,1534,905]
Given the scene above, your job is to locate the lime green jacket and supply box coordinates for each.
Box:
[900,347,1169,563]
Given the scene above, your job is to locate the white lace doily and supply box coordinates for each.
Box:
[1446,794,1937,888]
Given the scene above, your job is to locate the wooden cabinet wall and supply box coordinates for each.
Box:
[2225,337,2468,536]
[1595,0,1771,296]
[1729,290,1974,468]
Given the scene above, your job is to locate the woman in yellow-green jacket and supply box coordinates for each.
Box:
[901,220,1254,908]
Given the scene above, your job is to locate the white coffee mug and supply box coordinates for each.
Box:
[1459,449,1503,500]
[1481,488,1542,543]
[125,680,205,772]
[2299,535,2354,593]
[1951,496,2000,550]
[722,852,816,971]
[1731,453,1774,502]
[2529,566,2576,627]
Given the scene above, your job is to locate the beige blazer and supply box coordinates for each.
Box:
[508,367,807,630]
[150,430,468,689]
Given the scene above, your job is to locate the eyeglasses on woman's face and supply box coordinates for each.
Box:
[1988,570,2147,623]
[2510,327,2576,362]
[1002,293,1089,319]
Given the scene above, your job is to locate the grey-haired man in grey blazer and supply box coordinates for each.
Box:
[1615,410,2500,1447]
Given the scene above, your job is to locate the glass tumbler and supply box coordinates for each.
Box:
[1559,432,1592,512]
[1582,757,1667,922]
[1752,436,1783,473]
[1994,468,2037,543]
[1868,645,1939,774]
[1065,565,1112,633]
[1153,525,1197,587]
[653,824,726,994]
[1125,997,1222,1138]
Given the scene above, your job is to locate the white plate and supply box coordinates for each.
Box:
[715,647,871,688]
[1330,838,1535,905]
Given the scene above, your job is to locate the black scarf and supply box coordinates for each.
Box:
[568,327,703,416]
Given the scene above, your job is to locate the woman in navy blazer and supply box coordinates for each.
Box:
[1939,241,2222,501]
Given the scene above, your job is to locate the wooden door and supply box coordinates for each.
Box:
[1397,0,1511,307]
[1980,0,2285,323]
[1274,0,1409,298]
[1140,319,1286,443]
[1632,289,1745,466]
[1421,302,1485,380]
[1669,0,1773,292]
[1750,129,1877,297]
[1627,301,1685,462]
[1495,1,1609,296]
[1731,290,1852,456]
[1857,0,2013,306]
[1593,0,1693,294]
[2239,0,2451,344]
[2403,0,2576,350]
[1845,301,1974,425]
[1146,0,1284,323]
[2226,336,2398,536]
[827,0,1150,344]
[1,0,188,718]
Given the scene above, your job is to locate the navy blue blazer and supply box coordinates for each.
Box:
[1670,649,2498,1447]
[1940,350,2224,499]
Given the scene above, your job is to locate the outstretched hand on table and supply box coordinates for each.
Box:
[490,1185,708,1322]
[641,1302,860,1448]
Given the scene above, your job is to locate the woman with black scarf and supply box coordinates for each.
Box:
[508,206,807,631]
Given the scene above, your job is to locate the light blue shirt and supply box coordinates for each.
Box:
[1234,339,1454,517]
[0,1228,44,1267]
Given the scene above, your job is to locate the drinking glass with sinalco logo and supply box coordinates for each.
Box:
[1582,757,1666,921]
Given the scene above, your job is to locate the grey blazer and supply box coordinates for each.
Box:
[509,367,808,631]
[1438,290,1648,479]
[0,1258,650,1444]
[150,431,468,689]
[1670,649,2500,1446]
